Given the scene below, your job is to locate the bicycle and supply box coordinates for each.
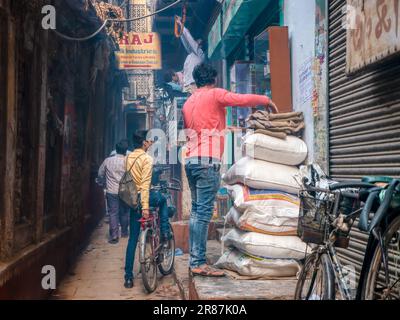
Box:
[294,175,400,300]
[138,173,182,293]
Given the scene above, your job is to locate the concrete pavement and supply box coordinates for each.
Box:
[52,219,181,300]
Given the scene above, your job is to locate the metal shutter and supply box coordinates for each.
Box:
[328,0,400,285]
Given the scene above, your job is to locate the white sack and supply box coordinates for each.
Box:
[222,157,300,194]
[244,133,308,166]
[215,247,301,278]
[221,228,310,260]
[226,184,300,212]
[226,206,298,236]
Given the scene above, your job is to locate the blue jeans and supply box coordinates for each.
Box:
[106,193,129,240]
[124,190,170,280]
[185,161,221,268]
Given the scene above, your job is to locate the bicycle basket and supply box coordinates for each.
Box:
[297,191,337,244]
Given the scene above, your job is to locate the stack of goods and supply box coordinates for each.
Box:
[94,1,125,41]
[216,112,310,279]
[246,110,305,140]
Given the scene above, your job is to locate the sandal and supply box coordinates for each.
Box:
[191,264,225,277]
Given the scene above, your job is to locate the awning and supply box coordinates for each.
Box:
[208,0,272,60]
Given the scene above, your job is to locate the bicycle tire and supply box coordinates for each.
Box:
[139,228,158,293]
[294,251,335,300]
[361,215,400,300]
[158,225,175,276]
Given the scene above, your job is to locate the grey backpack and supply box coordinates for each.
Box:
[118,154,144,209]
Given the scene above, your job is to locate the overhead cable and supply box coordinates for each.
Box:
[53,0,182,42]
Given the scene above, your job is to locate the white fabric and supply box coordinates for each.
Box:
[222,157,300,194]
[216,248,301,278]
[226,206,298,236]
[222,228,310,260]
[226,184,300,212]
[181,27,205,87]
[97,154,126,195]
[244,133,308,166]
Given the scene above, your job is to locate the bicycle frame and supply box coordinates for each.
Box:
[312,213,398,300]
[326,243,354,300]
[139,211,161,255]
[299,170,400,300]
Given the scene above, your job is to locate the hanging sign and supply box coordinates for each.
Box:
[346,0,400,73]
[116,32,162,70]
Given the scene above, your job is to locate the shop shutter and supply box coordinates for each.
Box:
[328,0,400,286]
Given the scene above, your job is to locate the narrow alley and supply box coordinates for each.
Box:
[51,219,181,300]
[1,0,400,304]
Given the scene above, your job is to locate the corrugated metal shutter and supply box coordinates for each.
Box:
[328,0,400,285]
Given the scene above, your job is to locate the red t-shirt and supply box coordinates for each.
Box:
[182,87,270,160]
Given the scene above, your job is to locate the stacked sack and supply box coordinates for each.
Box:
[216,127,311,279]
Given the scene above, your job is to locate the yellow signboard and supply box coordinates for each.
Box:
[116,32,162,70]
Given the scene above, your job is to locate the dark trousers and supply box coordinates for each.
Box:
[124,190,170,280]
[106,193,129,240]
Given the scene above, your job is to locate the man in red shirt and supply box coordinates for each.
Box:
[183,64,278,276]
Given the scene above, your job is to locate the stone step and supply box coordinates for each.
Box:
[190,239,298,300]
[189,275,298,300]
[173,238,299,301]
[172,240,223,300]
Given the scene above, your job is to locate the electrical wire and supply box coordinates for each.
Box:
[53,0,182,42]
[118,0,128,9]
[53,19,109,41]
[109,0,182,22]
[187,1,207,27]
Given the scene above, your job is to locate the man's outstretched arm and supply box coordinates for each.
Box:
[215,88,278,113]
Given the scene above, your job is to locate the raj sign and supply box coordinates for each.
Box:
[116,32,162,70]
[346,0,400,73]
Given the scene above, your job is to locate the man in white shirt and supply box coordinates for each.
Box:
[176,16,205,94]
[98,141,130,244]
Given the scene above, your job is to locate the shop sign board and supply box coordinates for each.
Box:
[346,0,400,73]
[116,32,162,70]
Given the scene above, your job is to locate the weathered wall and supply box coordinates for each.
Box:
[284,0,316,161]
[284,0,329,170]
[0,0,124,299]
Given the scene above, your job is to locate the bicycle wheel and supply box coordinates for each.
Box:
[294,251,335,300]
[139,228,158,293]
[362,215,400,300]
[158,225,175,276]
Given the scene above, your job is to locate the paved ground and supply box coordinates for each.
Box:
[51,220,181,300]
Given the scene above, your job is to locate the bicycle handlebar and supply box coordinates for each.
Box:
[302,177,377,194]
[359,179,400,232]
[329,182,377,191]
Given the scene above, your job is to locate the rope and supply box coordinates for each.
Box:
[53,0,182,42]
[221,214,228,256]
[174,0,187,38]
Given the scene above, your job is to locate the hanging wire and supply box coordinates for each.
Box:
[118,0,128,9]
[53,0,182,42]
[187,1,207,27]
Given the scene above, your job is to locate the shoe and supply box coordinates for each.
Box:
[121,231,129,238]
[124,278,134,288]
[190,264,225,277]
[108,238,119,244]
